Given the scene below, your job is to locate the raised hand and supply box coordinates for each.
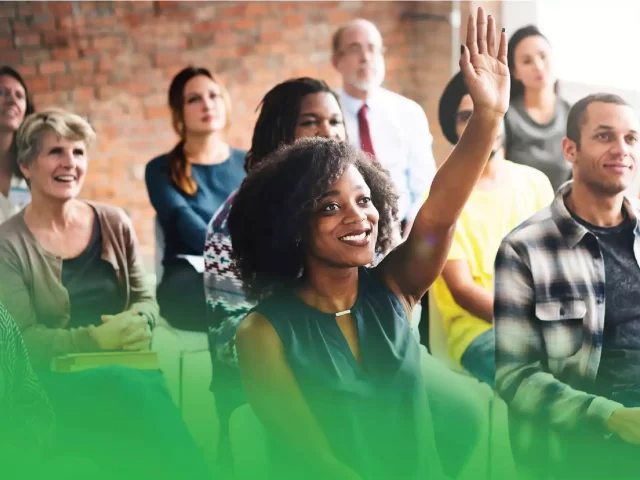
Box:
[459,8,510,116]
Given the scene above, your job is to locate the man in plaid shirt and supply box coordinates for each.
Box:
[495,93,640,479]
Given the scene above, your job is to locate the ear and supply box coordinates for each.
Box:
[331,53,341,70]
[562,136,578,165]
[18,162,31,181]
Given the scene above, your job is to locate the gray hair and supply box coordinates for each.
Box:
[16,108,96,169]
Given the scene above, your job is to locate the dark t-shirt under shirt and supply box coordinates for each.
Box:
[570,210,640,398]
[61,212,124,328]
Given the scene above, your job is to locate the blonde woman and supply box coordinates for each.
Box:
[0,108,210,480]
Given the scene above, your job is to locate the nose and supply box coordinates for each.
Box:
[318,121,340,139]
[611,135,631,157]
[59,150,76,167]
[344,202,367,224]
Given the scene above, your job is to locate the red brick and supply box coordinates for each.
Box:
[32,91,69,108]
[48,2,74,16]
[17,2,46,16]
[38,61,66,75]
[69,59,96,74]
[91,36,123,50]
[284,15,305,28]
[246,3,270,16]
[0,35,12,49]
[193,21,229,34]
[21,49,51,63]
[0,4,16,19]
[72,87,96,103]
[234,18,256,31]
[14,33,41,47]
[51,48,79,60]
[52,74,76,90]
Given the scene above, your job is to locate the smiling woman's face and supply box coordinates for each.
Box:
[305,164,379,268]
[0,74,27,133]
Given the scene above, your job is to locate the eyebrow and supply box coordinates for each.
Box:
[594,125,639,135]
[319,185,365,200]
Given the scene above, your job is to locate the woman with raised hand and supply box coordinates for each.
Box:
[228,9,509,480]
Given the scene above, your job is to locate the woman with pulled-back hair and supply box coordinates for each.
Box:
[146,66,245,332]
[505,25,571,191]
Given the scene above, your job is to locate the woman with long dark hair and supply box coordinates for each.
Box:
[0,66,34,223]
[505,25,571,191]
[146,67,245,332]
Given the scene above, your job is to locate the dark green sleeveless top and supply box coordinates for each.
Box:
[252,267,442,480]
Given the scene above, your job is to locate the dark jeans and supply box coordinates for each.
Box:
[460,329,496,388]
[157,260,208,332]
[37,366,211,480]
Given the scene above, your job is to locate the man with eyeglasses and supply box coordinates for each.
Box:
[429,71,553,386]
[331,19,436,239]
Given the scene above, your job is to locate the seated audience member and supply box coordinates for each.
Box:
[0,108,210,480]
[505,26,572,191]
[0,301,54,477]
[146,66,246,332]
[495,94,640,479]
[430,71,554,387]
[331,19,437,238]
[229,11,507,479]
[204,77,347,471]
[0,66,33,224]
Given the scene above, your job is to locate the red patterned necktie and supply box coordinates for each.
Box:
[358,104,376,159]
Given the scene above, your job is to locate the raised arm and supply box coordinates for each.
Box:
[494,240,621,430]
[145,157,209,253]
[379,9,509,304]
[236,313,362,480]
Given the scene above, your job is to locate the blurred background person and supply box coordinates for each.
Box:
[505,25,572,192]
[0,66,33,224]
[146,66,246,332]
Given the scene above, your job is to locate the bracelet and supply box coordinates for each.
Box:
[138,311,154,331]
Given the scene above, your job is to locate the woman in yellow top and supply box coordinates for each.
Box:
[430,70,554,386]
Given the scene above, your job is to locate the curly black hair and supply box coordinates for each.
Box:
[228,137,399,301]
[244,77,343,173]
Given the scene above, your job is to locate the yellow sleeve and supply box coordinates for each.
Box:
[535,174,555,210]
[447,222,468,261]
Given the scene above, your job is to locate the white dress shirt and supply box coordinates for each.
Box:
[337,87,437,222]
[0,176,30,224]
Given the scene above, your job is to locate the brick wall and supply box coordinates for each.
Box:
[1,0,501,269]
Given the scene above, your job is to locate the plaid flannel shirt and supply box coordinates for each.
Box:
[494,181,640,465]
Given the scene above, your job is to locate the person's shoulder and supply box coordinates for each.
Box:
[145,153,170,175]
[501,205,555,251]
[0,213,28,246]
[89,201,133,230]
[235,310,280,350]
[379,88,424,114]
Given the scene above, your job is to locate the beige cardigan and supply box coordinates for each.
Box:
[0,201,159,368]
